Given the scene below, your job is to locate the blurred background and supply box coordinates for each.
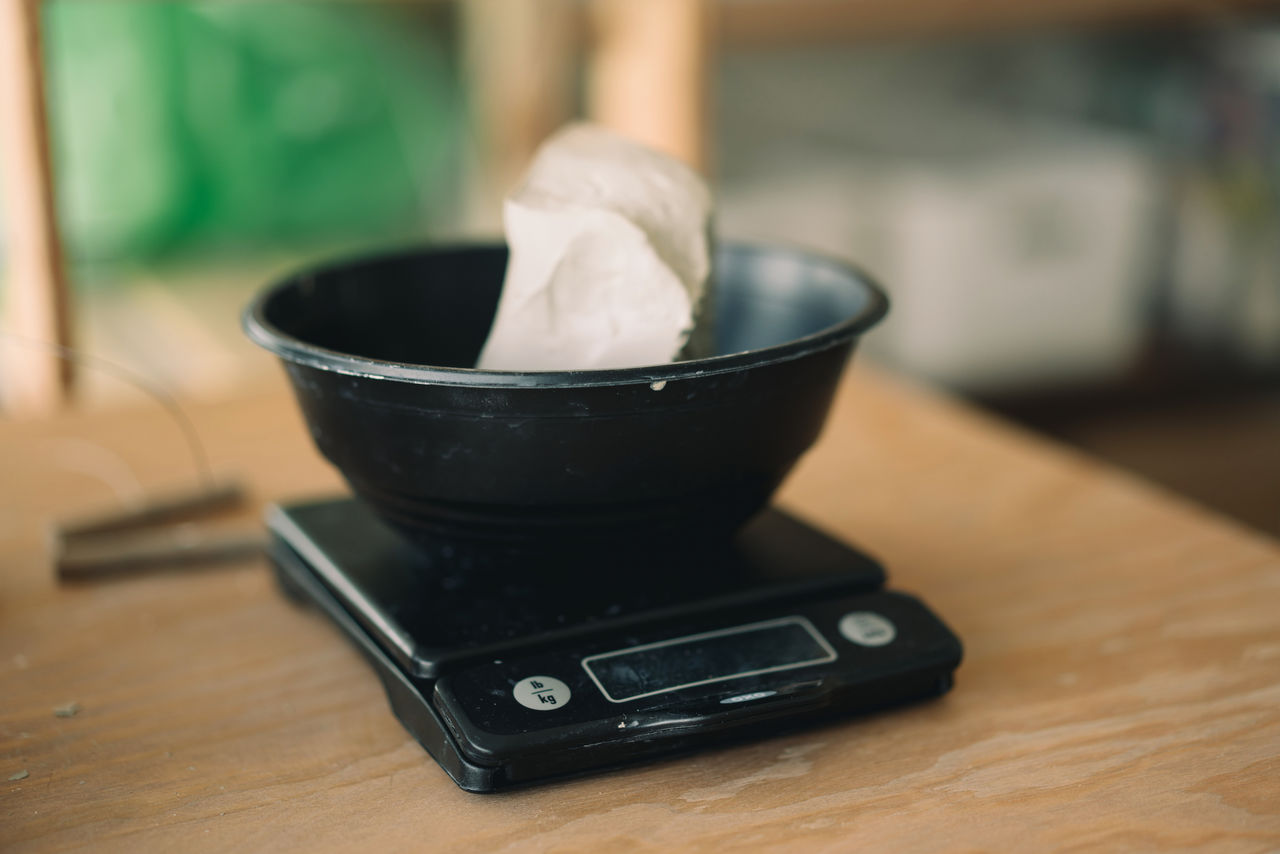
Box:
[1,0,1277,535]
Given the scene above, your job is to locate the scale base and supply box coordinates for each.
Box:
[267,497,962,792]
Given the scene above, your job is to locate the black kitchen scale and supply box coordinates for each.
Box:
[267,496,962,792]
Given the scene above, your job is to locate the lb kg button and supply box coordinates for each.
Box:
[513,676,572,711]
[838,612,897,647]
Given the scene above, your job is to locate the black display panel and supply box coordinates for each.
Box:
[582,617,836,702]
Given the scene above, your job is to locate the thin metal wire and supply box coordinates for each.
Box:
[0,331,215,490]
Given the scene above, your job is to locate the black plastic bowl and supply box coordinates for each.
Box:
[244,242,887,549]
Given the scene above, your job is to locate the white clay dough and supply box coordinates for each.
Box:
[477,123,712,371]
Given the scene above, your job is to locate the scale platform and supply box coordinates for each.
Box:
[267,496,962,792]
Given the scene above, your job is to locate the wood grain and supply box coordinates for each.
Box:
[2,367,1278,852]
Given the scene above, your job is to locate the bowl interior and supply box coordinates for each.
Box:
[259,244,878,370]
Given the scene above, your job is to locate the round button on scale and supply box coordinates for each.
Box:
[512,675,572,711]
[838,611,897,647]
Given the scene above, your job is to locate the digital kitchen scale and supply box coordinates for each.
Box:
[267,496,962,792]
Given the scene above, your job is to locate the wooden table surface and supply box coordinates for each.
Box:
[3,366,1279,852]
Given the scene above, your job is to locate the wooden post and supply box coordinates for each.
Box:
[459,0,580,234]
[0,0,74,415]
[586,0,710,172]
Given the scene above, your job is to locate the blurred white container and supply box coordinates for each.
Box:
[718,121,1160,392]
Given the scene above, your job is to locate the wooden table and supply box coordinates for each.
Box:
[3,367,1278,852]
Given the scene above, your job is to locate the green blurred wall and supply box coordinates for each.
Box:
[41,1,462,268]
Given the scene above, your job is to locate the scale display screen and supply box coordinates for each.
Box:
[582,617,837,703]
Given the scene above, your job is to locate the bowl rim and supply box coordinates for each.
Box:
[242,240,889,389]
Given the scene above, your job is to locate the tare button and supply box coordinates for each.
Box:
[512,675,572,711]
[838,611,897,647]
